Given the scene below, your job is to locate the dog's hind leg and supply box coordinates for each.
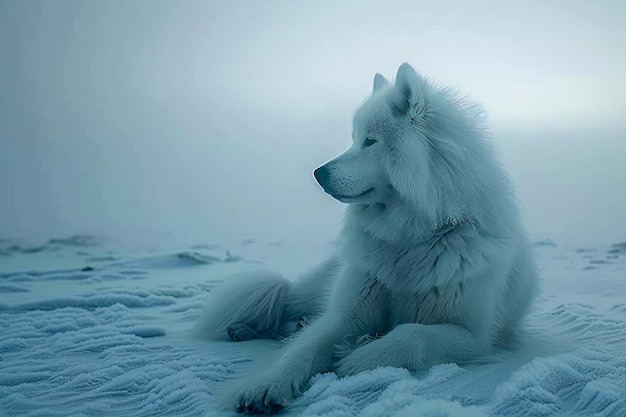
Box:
[194,257,341,341]
[282,257,342,327]
[194,270,291,341]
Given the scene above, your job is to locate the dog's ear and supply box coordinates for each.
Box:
[373,73,388,93]
[390,63,429,121]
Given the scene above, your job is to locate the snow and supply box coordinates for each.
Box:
[1,236,626,416]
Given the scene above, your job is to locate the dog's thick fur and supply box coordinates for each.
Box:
[196,63,538,414]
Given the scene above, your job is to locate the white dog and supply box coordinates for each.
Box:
[196,63,538,414]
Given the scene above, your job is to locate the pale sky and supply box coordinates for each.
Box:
[1,1,625,247]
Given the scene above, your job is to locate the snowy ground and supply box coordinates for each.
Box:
[1,235,626,417]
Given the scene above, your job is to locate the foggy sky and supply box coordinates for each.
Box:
[1,0,625,248]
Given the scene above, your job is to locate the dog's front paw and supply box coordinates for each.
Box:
[234,380,295,415]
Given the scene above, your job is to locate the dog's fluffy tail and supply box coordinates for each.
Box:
[194,271,290,341]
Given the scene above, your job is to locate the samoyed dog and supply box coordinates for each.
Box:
[196,63,538,414]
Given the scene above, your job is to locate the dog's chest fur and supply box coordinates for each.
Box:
[386,283,466,328]
[346,225,477,330]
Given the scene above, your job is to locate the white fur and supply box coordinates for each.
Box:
[196,63,538,414]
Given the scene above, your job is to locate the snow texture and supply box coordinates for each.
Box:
[1,236,626,416]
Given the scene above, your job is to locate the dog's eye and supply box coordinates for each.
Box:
[363,138,377,148]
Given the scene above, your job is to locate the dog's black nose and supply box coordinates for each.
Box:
[313,165,330,188]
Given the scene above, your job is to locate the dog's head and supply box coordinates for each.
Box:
[314,64,492,226]
[314,63,434,206]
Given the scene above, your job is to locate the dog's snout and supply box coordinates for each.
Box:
[313,165,330,188]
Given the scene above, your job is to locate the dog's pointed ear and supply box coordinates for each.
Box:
[373,73,388,93]
[390,63,429,121]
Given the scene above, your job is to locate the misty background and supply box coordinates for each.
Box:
[1,0,625,249]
